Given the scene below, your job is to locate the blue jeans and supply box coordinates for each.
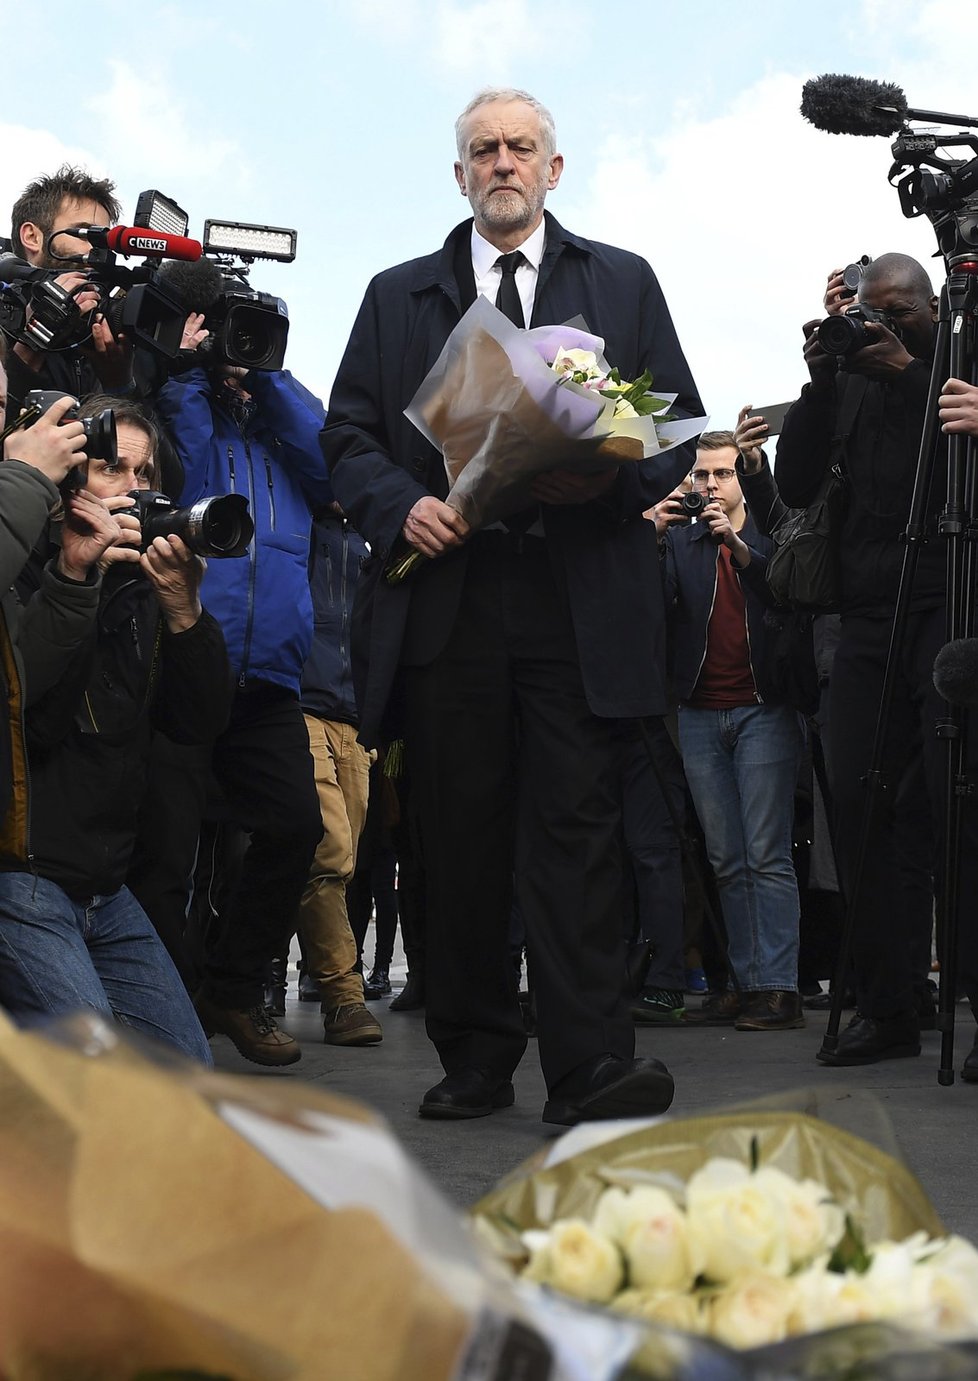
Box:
[679,704,802,992]
[0,874,212,1065]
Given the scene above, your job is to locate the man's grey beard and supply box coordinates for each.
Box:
[471,182,546,234]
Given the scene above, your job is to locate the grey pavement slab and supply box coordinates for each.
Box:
[211,985,978,1240]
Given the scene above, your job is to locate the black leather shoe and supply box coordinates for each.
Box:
[542,1054,675,1127]
[961,1031,978,1083]
[389,971,425,1011]
[817,1011,921,1066]
[419,1069,515,1120]
[364,966,392,1000]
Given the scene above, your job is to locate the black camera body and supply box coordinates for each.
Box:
[22,389,117,462]
[196,283,289,373]
[816,304,889,356]
[129,489,254,559]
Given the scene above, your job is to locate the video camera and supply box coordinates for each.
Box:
[160,218,297,373]
[0,190,198,359]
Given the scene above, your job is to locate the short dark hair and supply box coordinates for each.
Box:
[860,253,934,302]
[11,165,120,259]
[697,430,738,451]
[76,394,159,482]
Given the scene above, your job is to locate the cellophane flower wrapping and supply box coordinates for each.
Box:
[472,1089,978,1380]
[404,295,708,533]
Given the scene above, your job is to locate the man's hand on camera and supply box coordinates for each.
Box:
[646,488,689,537]
[402,496,469,557]
[734,405,767,473]
[53,272,100,317]
[3,395,88,485]
[703,500,750,567]
[58,489,128,581]
[94,496,142,574]
[802,319,837,392]
[140,535,203,632]
[939,378,978,436]
[180,312,209,352]
[845,322,914,380]
[823,269,853,318]
[86,315,133,388]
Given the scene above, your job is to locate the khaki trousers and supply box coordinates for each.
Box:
[296,715,372,1008]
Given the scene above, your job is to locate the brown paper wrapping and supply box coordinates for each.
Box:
[0,1015,472,1381]
[418,331,642,531]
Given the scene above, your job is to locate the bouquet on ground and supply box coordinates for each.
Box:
[474,1099,978,1378]
[386,295,708,582]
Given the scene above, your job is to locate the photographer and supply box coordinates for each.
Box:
[141,337,331,1066]
[4,167,131,416]
[656,432,804,1031]
[776,252,978,1070]
[0,393,230,1061]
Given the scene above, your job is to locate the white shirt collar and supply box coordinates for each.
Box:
[470,218,546,278]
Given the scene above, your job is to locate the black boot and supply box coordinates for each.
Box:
[363,965,391,1000]
[389,970,425,1011]
[263,956,288,1017]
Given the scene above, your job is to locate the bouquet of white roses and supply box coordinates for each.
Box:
[387,296,708,582]
[474,1099,978,1378]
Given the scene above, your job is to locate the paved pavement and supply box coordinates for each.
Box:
[212,961,978,1241]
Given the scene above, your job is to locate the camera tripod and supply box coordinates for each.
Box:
[821,254,978,1083]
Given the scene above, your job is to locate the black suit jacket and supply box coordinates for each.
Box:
[322,212,704,744]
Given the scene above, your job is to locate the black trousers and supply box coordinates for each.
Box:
[826,607,978,1018]
[129,685,322,1009]
[405,535,634,1093]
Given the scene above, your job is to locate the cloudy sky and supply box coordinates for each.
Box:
[0,0,972,429]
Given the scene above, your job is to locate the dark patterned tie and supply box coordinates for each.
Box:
[494,251,526,327]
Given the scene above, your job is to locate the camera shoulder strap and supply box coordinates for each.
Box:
[827,373,868,481]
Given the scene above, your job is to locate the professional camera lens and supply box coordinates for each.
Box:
[815,305,887,356]
[23,390,116,462]
[132,490,254,559]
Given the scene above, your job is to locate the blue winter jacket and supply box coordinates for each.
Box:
[157,368,332,693]
[300,510,367,726]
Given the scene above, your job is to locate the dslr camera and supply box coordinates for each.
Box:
[130,490,254,559]
[816,304,890,356]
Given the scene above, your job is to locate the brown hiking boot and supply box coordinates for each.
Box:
[196,994,301,1066]
[735,990,806,1031]
[323,1002,384,1047]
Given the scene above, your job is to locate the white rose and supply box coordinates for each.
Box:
[522,1218,623,1304]
[686,1158,789,1283]
[862,1237,930,1320]
[909,1235,978,1336]
[593,1185,693,1292]
[614,1286,706,1334]
[612,396,639,419]
[789,1252,916,1335]
[752,1166,846,1267]
[708,1273,797,1349]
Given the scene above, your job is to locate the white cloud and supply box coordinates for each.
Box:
[0,125,109,247]
[555,57,962,429]
[84,60,245,190]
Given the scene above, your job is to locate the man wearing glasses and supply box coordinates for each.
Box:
[654,432,804,1030]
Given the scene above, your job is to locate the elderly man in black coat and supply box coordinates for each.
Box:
[322,86,704,1125]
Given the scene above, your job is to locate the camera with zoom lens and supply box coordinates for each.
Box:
[20,389,117,461]
[680,490,707,518]
[816,304,890,356]
[129,489,254,560]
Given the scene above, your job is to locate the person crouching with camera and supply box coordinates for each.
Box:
[0,392,231,1061]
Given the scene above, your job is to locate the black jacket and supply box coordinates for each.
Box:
[775,364,942,617]
[8,563,231,897]
[322,212,704,744]
[300,510,367,726]
[664,512,782,704]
